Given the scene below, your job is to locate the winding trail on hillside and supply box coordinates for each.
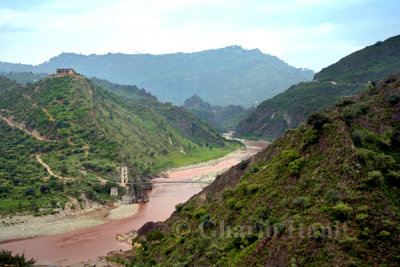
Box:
[35,154,73,181]
[0,115,55,142]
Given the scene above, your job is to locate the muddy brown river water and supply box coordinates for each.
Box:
[0,138,267,265]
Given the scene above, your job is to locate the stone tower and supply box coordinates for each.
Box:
[110,187,118,196]
[121,166,128,186]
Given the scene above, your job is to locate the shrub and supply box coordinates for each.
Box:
[307,112,330,130]
[386,170,400,185]
[247,184,262,193]
[387,93,400,105]
[331,202,353,221]
[288,157,305,176]
[366,170,384,187]
[274,222,285,235]
[254,207,269,220]
[325,190,342,203]
[292,196,309,209]
[377,230,391,239]
[226,198,236,209]
[239,160,247,170]
[245,233,258,244]
[339,236,358,251]
[234,201,244,210]
[250,166,260,173]
[200,214,214,229]
[281,149,300,163]
[336,98,355,107]
[232,236,242,249]
[194,208,207,218]
[0,250,35,266]
[222,187,234,199]
[146,230,164,242]
[24,187,35,196]
[351,130,364,147]
[301,129,318,149]
[175,203,184,213]
[355,214,368,224]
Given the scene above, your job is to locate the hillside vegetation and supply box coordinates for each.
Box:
[0,46,314,107]
[0,74,237,215]
[91,78,229,147]
[236,35,400,139]
[117,73,400,266]
[182,94,254,132]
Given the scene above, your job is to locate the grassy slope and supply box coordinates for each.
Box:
[91,77,233,147]
[0,75,237,215]
[122,74,400,266]
[236,34,400,139]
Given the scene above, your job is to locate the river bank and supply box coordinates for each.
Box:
[0,202,140,242]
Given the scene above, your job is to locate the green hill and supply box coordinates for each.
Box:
[116,73,400,266]
[182,94,254,132]
[91,78,228,147]
[0,46,314,107]
[236,35,400,139]
[0,73,237,215]
[315,35,400,83]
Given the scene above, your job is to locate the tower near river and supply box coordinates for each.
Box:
[121,166,128,187]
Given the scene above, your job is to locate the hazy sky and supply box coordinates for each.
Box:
[0,0,399,71]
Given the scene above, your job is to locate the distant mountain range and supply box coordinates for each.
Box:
[0,46,314,107]
[182,94,254,132]
[236,35,400,139]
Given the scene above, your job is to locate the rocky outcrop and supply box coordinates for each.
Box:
[122,184,149,204]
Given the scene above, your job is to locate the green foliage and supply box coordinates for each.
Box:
[291,196,309,209]
[175,203,184,213]
[0,250,35,266]
[239,160,248,170]
[288,157,305,176]
[336,98,356,107]
[307,112,330,130]
[146,230,165,242]
[366,170,384,187]
[387,93,400,105]
[331,203,353,221]
[325,190,342,203]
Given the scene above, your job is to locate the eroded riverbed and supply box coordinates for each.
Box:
[0,138,268,265]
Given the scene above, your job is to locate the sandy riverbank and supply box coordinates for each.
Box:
[0,203,139,242]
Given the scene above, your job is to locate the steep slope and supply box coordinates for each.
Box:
[91,78,227,146]
[236,34,400,139]
[0,74,235,215]
[0,46,314,107]
[118,73,400,266]
[183,94,254,132]
[316,35,400,83]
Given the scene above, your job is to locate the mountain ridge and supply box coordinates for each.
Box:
[0,46,314,107]
[236,34,400,139]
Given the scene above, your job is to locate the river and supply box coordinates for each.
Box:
[0,138,267,265]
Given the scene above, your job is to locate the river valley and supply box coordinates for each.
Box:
[0,138,268,265]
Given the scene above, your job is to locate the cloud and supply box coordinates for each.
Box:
[0,0,398,71]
